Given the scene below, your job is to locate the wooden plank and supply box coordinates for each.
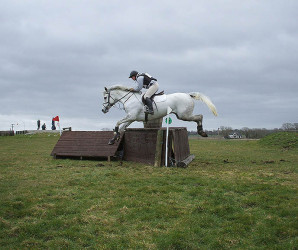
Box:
[176,154,195,168]
[172,128,190,163]
[51,131,123,158]
[154,129,164,167]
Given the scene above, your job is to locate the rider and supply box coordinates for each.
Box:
[129,70,159,115]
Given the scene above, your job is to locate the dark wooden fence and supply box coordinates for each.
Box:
[16,130,28,135]
[0,131,14,136]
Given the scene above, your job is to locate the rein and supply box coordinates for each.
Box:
[103,89,134,110]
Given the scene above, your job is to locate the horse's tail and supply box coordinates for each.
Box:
[189,92,218,116]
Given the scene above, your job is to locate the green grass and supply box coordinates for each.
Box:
[259,131,298,150]
[0,133,297,249]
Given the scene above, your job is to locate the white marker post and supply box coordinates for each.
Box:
[165,106,172,167]
[55,116,61,136]
[58,121,62,136]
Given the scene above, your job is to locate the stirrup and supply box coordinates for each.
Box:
[147,109,154,114]
[144,106,154,114]
[144,105,149,113]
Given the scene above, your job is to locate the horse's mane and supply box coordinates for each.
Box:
[109,85,131,92]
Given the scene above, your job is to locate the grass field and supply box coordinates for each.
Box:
[0,132,297,249]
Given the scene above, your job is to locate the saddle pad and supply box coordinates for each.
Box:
[154,94,167,103]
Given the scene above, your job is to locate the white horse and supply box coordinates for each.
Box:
[102,85,217,144]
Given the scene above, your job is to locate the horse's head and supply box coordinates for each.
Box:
[102,87,113,113]
[102,85,136,113]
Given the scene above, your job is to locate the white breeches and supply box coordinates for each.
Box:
[144,83,159,98]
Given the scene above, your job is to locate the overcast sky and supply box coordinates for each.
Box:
[1,0,297,132]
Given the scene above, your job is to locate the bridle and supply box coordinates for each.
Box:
[102,88,134,113]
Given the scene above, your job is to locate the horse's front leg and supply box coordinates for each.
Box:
[119,121,133,132]
[108,115,134,145]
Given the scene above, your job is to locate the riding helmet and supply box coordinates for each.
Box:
[129,70,138,78]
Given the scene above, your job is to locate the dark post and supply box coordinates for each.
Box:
[51,118,56,130]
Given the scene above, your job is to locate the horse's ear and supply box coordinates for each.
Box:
[104,87,108,91]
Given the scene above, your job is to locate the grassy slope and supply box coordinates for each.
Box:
[0,133,297,249]
[259,131,298,150]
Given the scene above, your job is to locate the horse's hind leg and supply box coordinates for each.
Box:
[176,113,208,137]
[196,115,208,137]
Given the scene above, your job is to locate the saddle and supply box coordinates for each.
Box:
[141,91,165,105]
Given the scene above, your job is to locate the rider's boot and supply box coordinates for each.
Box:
[145,98,154,115]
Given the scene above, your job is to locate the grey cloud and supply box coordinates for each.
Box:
[1,0,298,131]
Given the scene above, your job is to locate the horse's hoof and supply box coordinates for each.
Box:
[115,134,120,142]
[198,130,208,137]
[108,139,115,145]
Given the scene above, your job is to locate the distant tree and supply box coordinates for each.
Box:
[241,127,250,138]
[282,123,295,130]
[218,126,288,139]
[239,127,270,139]
[219,126,233,138]
[101,128,112,131]
[220,126,233,132]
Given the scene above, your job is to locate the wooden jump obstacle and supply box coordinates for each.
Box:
[123,128,194,167]
[51,131,123,161]
[51,127,195,167]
